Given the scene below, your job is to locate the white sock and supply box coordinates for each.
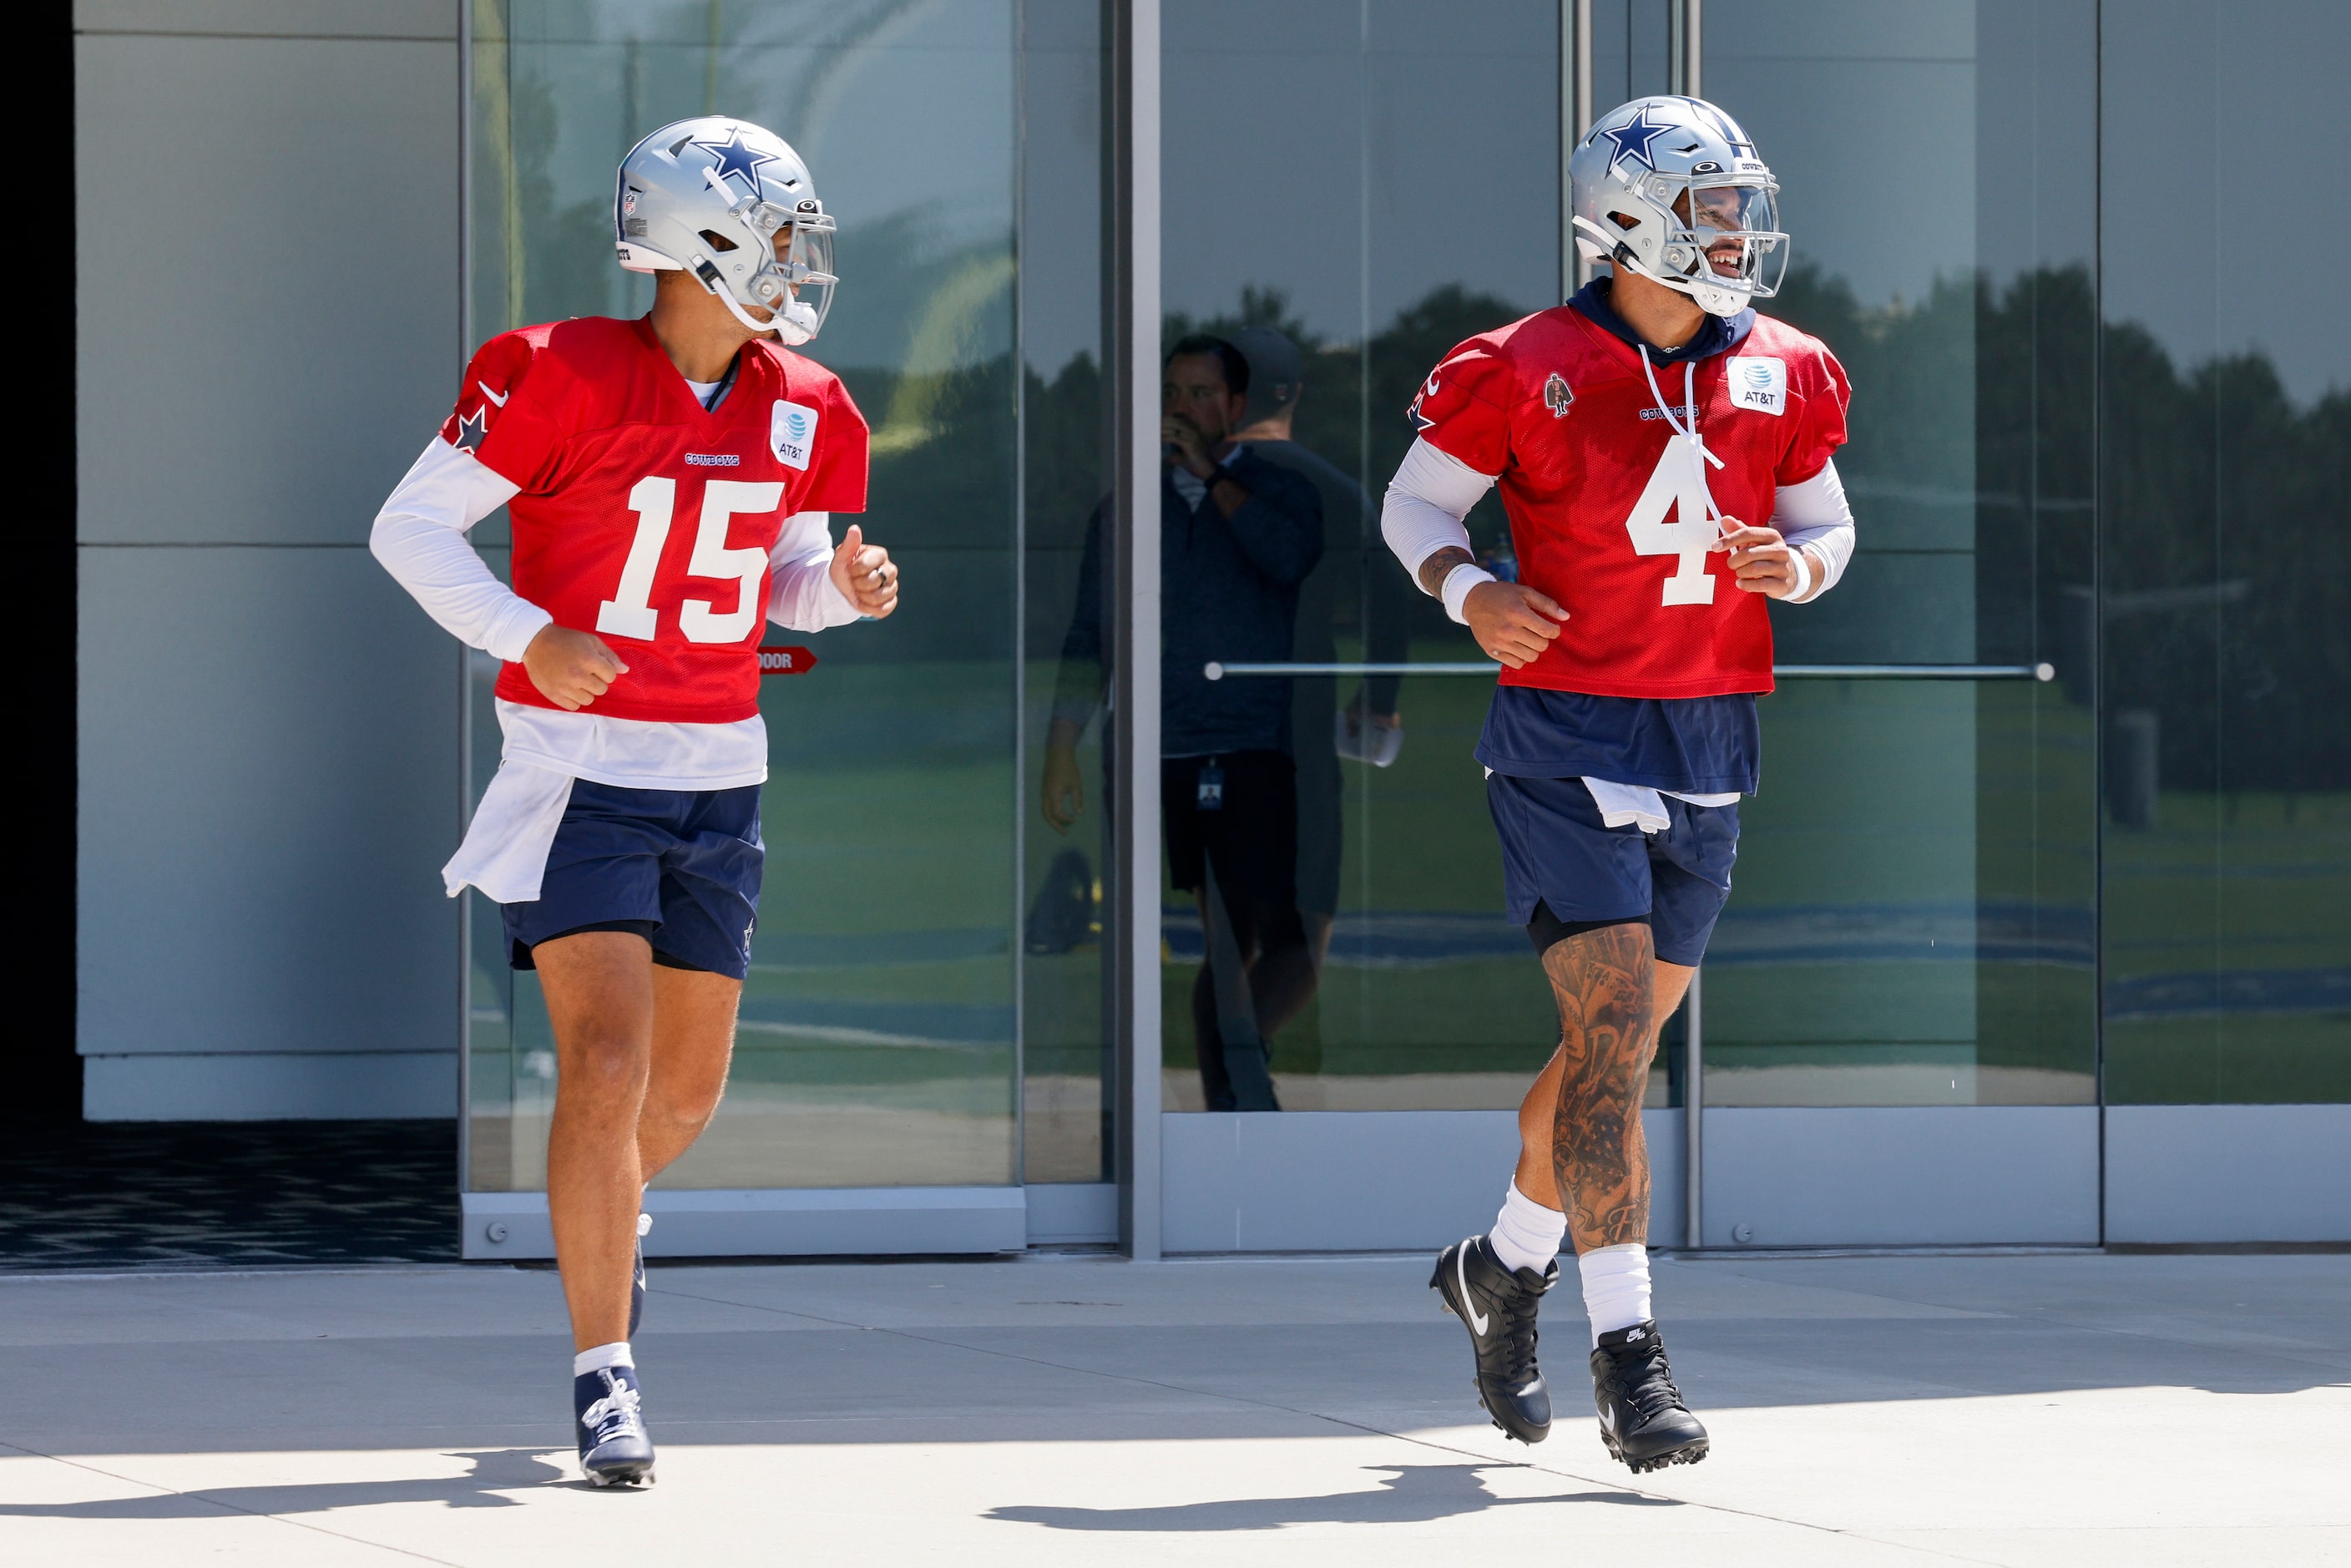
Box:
[574,1341,633,1378]
[1578,1242,1652,1345]
[1486,1181,1566,1275]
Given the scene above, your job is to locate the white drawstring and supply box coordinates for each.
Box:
[1638,346,1731,539]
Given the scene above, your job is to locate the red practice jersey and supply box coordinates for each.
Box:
[445,316,869,724]
[1412,306,1849,699]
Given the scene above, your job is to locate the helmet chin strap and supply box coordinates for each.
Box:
[698,266,817,345]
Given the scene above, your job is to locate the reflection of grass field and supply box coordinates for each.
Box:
[2102,789,2351,1102]
[1164,665,2111,1107]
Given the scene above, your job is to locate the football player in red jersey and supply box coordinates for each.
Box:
[1391,98,1856,1471]
[371,118,899,1486]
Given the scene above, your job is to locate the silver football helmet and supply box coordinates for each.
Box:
[1570,96,1786,318]
[614,116,837,345]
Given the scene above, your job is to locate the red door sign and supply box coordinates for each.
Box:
[756,645,819,675]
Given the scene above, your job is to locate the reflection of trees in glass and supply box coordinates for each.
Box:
[2101,320,2351,794]
[1767,254,2347,792]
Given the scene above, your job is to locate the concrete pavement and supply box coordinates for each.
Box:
[3,1251,2347,1565]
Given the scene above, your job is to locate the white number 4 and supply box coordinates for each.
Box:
[1623,439,1718,605]
[598,476,782,643]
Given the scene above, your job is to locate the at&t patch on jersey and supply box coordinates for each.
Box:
[771,399,819,468]
[1727,356,1787,416]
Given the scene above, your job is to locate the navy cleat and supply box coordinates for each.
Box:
[1590,1319,1709,1473]
[629,1211,650,1339]
[1430,1235,1559,1444]
[575,1363,655,1487]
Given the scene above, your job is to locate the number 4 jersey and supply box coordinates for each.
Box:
[455,315,869,724]
[1411,303,1849,698]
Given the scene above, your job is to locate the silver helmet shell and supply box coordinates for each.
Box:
[1570,96,1787,318]
[614,116,837,345]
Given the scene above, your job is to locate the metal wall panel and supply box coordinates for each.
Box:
[2106,1106,2351,1244]
[1700,1107,2101,1248]
[77,548,459,1110]
[1161,1110,1686,1254]
[461,1187,1030,1262]
[74,14,463,1119]
[75,33,458,544]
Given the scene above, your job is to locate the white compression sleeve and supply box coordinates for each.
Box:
[368,438,548,661]
[1770,458,1855,604]
[766,511,863,632]
[1381,436,1498,582]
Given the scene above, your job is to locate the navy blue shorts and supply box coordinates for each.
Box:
[502,780,764,980]
[1484,772,1738,967]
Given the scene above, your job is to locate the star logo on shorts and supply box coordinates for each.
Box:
[454,406,488,452]
[1545,372,1574,417]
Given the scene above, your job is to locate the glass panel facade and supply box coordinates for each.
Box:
[1021,2,1115,1181]
[456,0,2348,1219]
[2099,0,2351,1102]
[1691,0,2098,1107]
[464,1,1113,1192]
[1139,0,1565,1113]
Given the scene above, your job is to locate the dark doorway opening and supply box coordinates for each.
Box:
[0,1121,458,1270]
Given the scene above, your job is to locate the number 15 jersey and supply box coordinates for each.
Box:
[453,315,870,725]
[1411,304,1849,699]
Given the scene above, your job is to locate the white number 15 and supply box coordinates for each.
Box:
[596,476,781,644]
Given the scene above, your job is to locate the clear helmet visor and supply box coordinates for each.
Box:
[1666,179,1787,299]
[773,218,837,339]
[729,202,837,342]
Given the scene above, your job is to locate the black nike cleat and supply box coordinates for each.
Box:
[628,1211,650,1339]
[575,1363,656,1487]
[1590,1319,1709,1473]
[1429,1235,1559,1444]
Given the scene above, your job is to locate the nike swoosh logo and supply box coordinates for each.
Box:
[1600,1405,1616,1434]
[478,382,510,407]
[1458,1247,1489,1338]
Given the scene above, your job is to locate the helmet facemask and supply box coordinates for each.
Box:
[685,181,838,346]
[1577,172,1787,318]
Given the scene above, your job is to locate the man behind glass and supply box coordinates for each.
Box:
[1227,325,1413,998]
[1043,336,1323,1110]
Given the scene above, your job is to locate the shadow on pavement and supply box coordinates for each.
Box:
[0,1449,570,1518]
[987,1462,1676,1532]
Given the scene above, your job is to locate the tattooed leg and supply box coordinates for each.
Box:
[1511,956,1696,1209]
[1541,922,1661,1252]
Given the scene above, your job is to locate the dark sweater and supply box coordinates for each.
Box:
[1056,448,1324,756]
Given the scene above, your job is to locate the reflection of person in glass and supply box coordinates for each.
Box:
[1393,99,1853,1472]
[372,119,897,1488]
[1226,326,1413,984]
[1042,336,1324,1110]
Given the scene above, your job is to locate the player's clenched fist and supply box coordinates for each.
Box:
[1716,521,1808,599]
[1464,581,1570,669]
[522,625,629,711]
[830,523,900,618]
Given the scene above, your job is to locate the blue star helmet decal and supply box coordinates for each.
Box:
[692,125,779,200]
[1600,105,1671,174]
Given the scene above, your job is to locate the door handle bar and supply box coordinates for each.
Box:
[1205,661,2056,680]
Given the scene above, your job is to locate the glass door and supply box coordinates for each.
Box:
[459,0,1115,1256]
[1690,0,2101,1246]
[1142,0,2103,1252]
